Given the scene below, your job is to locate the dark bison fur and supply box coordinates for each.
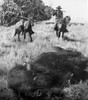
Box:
[7,65,65,99]
[7,64,34,98]
[32,46,88,84]
[7,47,88,99]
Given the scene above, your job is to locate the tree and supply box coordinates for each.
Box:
[0,0,53,26]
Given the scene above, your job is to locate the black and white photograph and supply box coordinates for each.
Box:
[0,0,88,100]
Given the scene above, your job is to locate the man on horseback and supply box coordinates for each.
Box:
[58,16,71,39]
[54,6,63,37]
[14,15,34,42]
[54,6,71,40]
[14,19,25,41]
[55,6,63,22]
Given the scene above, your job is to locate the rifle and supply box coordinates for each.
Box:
[18,16,29,20]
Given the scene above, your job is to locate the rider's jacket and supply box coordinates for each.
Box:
[55,10,63,23]
[56,10,63,18]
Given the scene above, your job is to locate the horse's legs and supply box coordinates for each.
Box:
[62,32,65,40]
[18,34,20,41]
[14,29,18,36]
[30,35,32,42]
[14,29,21,41]
[24,32,26,40]
[56,30,59,37]
[29,32,32,42]
[58,30,61,38]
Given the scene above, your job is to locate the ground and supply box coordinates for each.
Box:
[0,16,88,99]
[0,16,88,72]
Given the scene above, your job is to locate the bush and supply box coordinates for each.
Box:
[0,0,53,26]
[64,81,88,100]
[0,77,16,100]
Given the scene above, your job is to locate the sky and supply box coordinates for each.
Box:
[0,0,4,5]
[43,0,88,22]
[0,0,88,22]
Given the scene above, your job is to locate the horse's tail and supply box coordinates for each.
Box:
[14,29,18,36]
[14,28,20,36]
[54,23,58,31]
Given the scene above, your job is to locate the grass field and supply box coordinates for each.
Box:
[0,17,88,72]
[0,16,88,99]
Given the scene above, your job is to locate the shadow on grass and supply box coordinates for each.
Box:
[64,36,79,42]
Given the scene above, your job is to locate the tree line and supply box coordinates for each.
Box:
[0,0,53,26]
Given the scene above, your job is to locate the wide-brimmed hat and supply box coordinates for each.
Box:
[56,6,62,9]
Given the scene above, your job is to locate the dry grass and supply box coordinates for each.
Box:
[0,17,88,74]
[63,81,88,100]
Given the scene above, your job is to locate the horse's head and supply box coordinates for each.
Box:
[30,17,34,26]
[65,16,71,24]
[27,16,34,26]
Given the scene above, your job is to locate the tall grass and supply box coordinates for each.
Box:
[0,18,87,73]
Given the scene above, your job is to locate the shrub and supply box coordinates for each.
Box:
[64,81,88,100]
[0,77,16,100]
[0,0,53,26]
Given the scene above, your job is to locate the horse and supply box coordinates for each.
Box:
[14,16,34,42]
[14,19,25,41]
[54,16,71,39]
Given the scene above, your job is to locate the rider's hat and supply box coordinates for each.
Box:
[56,6,62,9]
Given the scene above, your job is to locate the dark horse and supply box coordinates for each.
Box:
[54,16,71,39]
[14,17,34,42]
